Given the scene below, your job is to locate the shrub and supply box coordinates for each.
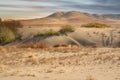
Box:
[34,29,60,37]
[0,18,2,22]
[0,27,15,44]
[59,25,75,34]
[0,20,23,33]
[81,23,110,28]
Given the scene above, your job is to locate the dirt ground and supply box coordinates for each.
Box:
[0,47,120,80]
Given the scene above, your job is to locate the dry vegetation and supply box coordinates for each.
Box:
[0,46,119,80]
[0,46,119,66]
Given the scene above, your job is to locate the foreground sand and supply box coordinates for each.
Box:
[0,47,120,80]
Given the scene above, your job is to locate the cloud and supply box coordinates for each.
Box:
[0,0,120,19]
[1,0,119,13]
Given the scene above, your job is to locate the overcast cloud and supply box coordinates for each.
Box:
[0,0,119,19]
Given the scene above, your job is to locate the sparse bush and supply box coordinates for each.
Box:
[59,25,75,34]
[81,23,110,28]
[0,20,23,34]
[0,20,22,33]
[16,34,22,40]
[34,29,60,37]
[34,25,75,37]
[0,18,2,22]
[0,27,15,44]
[0,20,23,43]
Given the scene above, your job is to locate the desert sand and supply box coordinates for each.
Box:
[17,27,120,47]
[0,47,120,80]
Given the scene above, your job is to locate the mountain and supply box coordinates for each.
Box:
[20,11,120,27]
[92,14,120,20]
[47,11,91,18]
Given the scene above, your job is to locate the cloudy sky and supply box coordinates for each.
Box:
[0,0,120,19]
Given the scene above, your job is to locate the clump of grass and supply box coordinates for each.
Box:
[34,29,60,37]
[59,25,75,34]
[86,75,96,80]
[81,23,110,28]
[0,64,6,72]
[45,68,53,73]
[25,52,39,65]
[34,25,75,37]
[58,69,65,73]
[0,27,15,45]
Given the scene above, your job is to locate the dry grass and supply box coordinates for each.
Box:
[0,47,119,66]
[0,64,6,72]
[86,75,96,80]
[25,52,39,65]
[45,68,53,73]
[19,40,49,48]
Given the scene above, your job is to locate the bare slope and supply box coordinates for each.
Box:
[20,11,120,27]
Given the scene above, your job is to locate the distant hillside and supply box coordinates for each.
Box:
[47,11,91,18]
[92,14,120,20]
[20,11,120,27]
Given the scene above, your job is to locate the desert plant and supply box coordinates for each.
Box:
[0,20,23,33]
[100,30,117,47]
[59,25,75,35]
[34,29,60,37]
[0,18,2,22]
[81,23,110,28]
[44,29,60,36]
[0,27,15,44]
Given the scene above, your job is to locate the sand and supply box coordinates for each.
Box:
[17,27,120,47]
[0,47,120,80]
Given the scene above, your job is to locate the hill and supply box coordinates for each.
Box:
[20,11,120,27]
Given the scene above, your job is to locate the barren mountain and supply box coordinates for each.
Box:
[20,11,120,27]
[92,14,120,20]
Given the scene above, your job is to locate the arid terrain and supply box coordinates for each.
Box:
[0,47,120,80]
[17,27,120,48]
[20,11,120,28]
[0,11,120,80]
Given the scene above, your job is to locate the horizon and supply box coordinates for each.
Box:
[0,0,120,19]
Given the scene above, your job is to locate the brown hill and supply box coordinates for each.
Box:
[20,11,120,27]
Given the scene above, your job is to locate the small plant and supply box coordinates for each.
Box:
[59,25,75,34]
[0,64,6,72]
[34,29,60,37]
[81,23,110,28]
[86,75,96,80]
[45,68,53,73]
[0,20,23,33]
[0,27,15,45]
[45,29,60,36]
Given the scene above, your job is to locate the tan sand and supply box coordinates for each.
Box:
[0,47,120,80]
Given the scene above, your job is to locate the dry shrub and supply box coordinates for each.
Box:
[0,64,6,72]
[86,75,96,80]
[45,68,53,73]
[19,40,49,48]
[24,52,39,65]
[58,68,65,73]
[81,23,110,28]
[54,44,72,48]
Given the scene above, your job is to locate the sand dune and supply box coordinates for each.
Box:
[17,27,120,47]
